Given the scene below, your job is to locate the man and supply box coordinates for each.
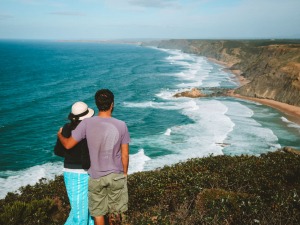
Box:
[57,89,130,225]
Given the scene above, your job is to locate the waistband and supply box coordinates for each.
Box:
[64,162,84,169]
[63,168,88,174]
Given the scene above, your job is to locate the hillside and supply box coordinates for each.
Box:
[1,148,300,224]
[150,39,300,106]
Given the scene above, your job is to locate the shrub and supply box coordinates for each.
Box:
[0,198,59,225]
[194,188,263,224]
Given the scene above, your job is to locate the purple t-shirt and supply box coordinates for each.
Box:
[72,116,130,179]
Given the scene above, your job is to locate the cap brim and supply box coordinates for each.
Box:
[79,108,94,120]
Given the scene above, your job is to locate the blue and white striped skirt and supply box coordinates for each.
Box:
[64,170,94,225]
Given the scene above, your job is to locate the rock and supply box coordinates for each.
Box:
[282,147,300,155]
[216,142,230,147]
[174,88,206,98]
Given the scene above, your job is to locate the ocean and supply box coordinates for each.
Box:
[0,40,299,199]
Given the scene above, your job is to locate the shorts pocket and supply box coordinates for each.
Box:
[111,175,126,191]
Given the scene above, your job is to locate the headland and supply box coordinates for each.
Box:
[143,39,300,124]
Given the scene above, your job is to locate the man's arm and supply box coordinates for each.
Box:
[57,127,78,150]
[121,143,129,176]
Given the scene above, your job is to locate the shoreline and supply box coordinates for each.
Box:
[227,90,300,125]
[206,57,300,125]
[207,57,250,85]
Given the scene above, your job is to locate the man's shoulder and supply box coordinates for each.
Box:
[111,117,124,122]
[74,117,96,130]
[111,117,126,125]
[83,116,126,127]
[82,116,97,123]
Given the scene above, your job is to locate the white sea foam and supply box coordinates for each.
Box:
[0,162,63,199]
[178,99,234,153]
[163,48,241,89]
[123,101,156,108]
[281,117,300,134]
[124,98,199,111]
[128,149,151,174]
[126,98,235,171]
[155,89,177,100]
[177,81,202,88]
[164,128,172,136]
[163,49,213,89]
[223,101,281,155]
[163,49,195,62]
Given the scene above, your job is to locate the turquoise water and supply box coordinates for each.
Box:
[0,40,299,198]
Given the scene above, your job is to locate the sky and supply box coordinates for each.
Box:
[0,0,299,40]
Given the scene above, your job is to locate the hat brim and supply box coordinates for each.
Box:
[79,108,94,120]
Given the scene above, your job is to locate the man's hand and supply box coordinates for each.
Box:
[57,127,78,149]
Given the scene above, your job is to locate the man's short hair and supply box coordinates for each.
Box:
[95,89,114,111]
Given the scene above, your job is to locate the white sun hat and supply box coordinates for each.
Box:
[71,101,94,120]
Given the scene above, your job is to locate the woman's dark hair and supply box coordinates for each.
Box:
[68,113,81,130]
[95,89,114,111]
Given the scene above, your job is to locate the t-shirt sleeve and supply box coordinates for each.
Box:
[72,119,87,142]
[121,122,130,144]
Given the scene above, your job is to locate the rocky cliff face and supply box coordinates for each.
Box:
[155,40,300,106]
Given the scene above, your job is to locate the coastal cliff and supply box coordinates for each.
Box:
[150,39,300,107]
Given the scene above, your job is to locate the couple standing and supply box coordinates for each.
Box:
[54,89,130,225]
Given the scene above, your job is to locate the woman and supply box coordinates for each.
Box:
[54,101,94,225]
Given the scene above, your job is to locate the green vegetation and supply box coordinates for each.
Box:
[1,148,300,224]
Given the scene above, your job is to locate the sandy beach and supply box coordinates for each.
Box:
[227,90,300,125]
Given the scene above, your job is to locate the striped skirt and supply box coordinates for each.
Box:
[64,171,94,225]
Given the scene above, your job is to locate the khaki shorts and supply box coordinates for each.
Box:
[88,173,128,217]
